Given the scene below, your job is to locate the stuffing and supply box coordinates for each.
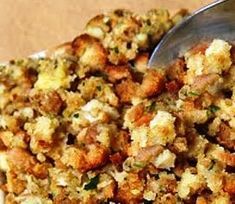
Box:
[72,34,107,77]
[115,79,139,103]
[190,73,221,95]
[197,156,224,193]
[134,52,149,72]
[87,9,140,64]
[166,58,186,84]
[25,116,59,153]
[137,69,165,98]
[139,9,173,49]
[187,135,209,158]
[0,130,27,149]
[6,171,26,195]
[144,172,177,203]
[157,172,177,193]
[85,8,186,65]
[7,148,49,179]
[134,145,163,166]
[124,103,146,129]
[71,99,119,131]
[116,69,164,102]
[216,123,235,151]
[208,117,222,136]
[80,99,119,120]
[169,137,188,153]
[34,58,72,90]
[76,123,117,148]
[25,116,59,143]
[29,89,64,115]
[48,167,82,199]
[96,173,116,200]
[185,52,206,84]
[211,193,231,204]
[213,150,235,167]
[205,39,232,74]
[13,107,34,120]
[153,149,176,169]
[61,144,108,172]
[149,110,176,146]
[223,173,235,194]
[0,115,21,133]
[103,64,132,83]
[0,151,9,172]
[1,7,235,204]
[172,9,189,25]
[110,130,130,156]
[85,14,110,40]
[115,172,144,203]
[184,39,231,88]
[16,196,53,204]
[61,91,85,117]
[130,126,149,155]
[177,168,205,199]
[217,98,235,121]
[78,77,119,107]
[223,65,235,90]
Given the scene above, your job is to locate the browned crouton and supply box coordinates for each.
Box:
[115,173,144,203]
[115,79,138,103]
[72,34,107,76]
[30,90,64,115]
[62,144,108,172]
[138,69,164,98]
[104,65,132,83]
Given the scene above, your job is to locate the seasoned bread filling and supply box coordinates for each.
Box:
[0,8,234,204]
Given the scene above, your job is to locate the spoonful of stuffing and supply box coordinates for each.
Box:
[148,0,235,68]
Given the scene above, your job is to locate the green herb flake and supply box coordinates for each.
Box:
[73,113,80,118]
[208,105,220,113]
[188,91,199,97]
[113,47,119,54]
[96,86,102,91]
[93,72,108,80]
[133,161,146,168]
[147,102,156,112]
[84,175,99,190]
[146,19,151,26]
[159,185,165,193]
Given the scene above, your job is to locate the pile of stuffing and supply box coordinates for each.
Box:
[0,8,235,204]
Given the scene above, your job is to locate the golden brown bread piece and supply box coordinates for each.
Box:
[2,7,235,204]
[115,173,144,204]
[115,79,138,103]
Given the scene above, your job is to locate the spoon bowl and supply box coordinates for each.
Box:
[148,0,235,68]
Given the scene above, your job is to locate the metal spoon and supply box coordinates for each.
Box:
[148,0,235,68]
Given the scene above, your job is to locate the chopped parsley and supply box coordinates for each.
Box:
[208,105,220,113]
[93,71,108,80]
[147,102,156,112]
[73,113,79,118]
[84,175,99,190]
[113,47,119,54]
[207,105,220,117]
[96,86,102,91]
[133,161,146,168]
[188,91,199,96]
